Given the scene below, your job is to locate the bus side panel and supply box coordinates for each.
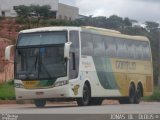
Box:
[80,56,121,97]
[111,58,153,97]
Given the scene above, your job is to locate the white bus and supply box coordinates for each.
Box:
[5,26,153,107]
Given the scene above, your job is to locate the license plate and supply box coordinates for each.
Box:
[23,81,38,89]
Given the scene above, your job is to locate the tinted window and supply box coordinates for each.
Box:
[93,35,105,57]
[135,41,143,59]
[116,38,128,58]
[17,31,67,46]
[81,32,93,56]
[104,36,117,57]
[126,40,151,60]
[141,41,151,60]
[126,40,136,59]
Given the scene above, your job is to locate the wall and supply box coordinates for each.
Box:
[57,3,79,21]
[0,38,13,83]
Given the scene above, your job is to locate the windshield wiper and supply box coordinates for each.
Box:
[35,53,38,70]
[39,60,53,80]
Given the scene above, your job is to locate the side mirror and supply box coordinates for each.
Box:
[64,42,72,59]
[5,45,15,61]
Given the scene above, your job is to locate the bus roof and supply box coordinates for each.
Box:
[81,26,149,42]
[19,26,81,33]
[20,26,149,42]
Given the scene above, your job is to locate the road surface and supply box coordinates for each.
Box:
[0,101,159,114]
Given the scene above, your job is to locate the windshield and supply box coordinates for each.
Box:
[15,31,67,80]
[16,46,67,80]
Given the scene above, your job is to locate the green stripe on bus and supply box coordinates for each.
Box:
[93,57,118,89]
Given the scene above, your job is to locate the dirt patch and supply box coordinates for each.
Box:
[0,100,16,104]
[0,38,14,83]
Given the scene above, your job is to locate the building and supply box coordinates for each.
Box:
[57,3,79,21]
[0,0,79,20]
[0,0,58,17]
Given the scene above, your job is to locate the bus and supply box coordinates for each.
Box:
[5,26,153,107]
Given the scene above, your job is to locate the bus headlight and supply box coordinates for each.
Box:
[15,83,24,88]
[53,80,69,87]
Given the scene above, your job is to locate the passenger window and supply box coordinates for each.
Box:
[93,35,105,57]
[81,32,93,56]
[116,38,128,58]
[135,41,143,60]
[104,36,117,58]
[126,40,136,59]
[141,42,151,60]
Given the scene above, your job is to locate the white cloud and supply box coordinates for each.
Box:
[75,0,160,22]
[60,0,160,22]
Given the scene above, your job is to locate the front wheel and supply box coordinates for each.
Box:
[34,99,46,108]
[77,83,91,106]
[89,98,103,105]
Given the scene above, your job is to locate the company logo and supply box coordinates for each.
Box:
[72,85,80,95]
[116,61,136,70]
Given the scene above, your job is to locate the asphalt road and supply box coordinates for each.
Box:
[0,102,160,120]
[0,102,160,114]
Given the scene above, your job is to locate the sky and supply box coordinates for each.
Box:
[59,0,160,23]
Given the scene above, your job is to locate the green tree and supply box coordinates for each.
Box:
[106,15,123,30]
[145,21,159,30]
[15,5,55,28]
[14,5,30,18]
[14,5,54,19]
[123,17,132,27]
[32,5,54,19]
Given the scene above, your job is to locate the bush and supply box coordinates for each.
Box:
[143,87,160,101]
[0,80,15,100]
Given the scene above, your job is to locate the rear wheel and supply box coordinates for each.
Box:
[77,83,91,106]
[128,84,136,104]
[135,84,142,104]
[119,84,136,104]
[34,99,46,108]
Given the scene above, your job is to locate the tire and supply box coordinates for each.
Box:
[34,99,46,108]
[89,98,103,106]
[128,84,136,104]
[77,83,91,106]
[119,84,135,104]
[135,84,142,104]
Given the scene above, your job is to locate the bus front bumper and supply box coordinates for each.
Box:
[15,85,72,100]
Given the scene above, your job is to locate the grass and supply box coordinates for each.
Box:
[0,80,15,100]
[143,87,160,102]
